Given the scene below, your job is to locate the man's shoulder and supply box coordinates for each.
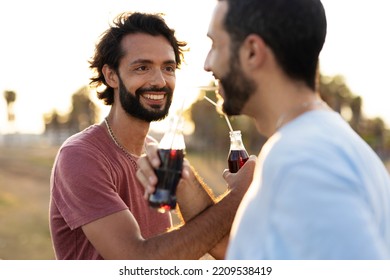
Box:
[56,125,109,161]
[60,125,104,149]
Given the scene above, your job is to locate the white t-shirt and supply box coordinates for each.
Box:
[227,110,390,259]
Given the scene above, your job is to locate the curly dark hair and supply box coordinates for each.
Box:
[89,12,187,105]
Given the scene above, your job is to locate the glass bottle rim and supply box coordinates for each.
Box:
[229,130,242,136]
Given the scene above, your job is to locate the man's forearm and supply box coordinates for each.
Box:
[176,165,217,222]
[146,184,244,259]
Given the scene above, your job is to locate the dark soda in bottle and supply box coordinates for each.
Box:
[148,116,186,212]
[228,150,249,173]
[149,149,184,212]
[228,130,249,173]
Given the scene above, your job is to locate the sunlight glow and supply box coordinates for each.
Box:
[0,0,389,134]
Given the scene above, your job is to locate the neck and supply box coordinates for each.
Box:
[241,50,326,137]
[275,98,326,130]
[247,79,328,137]
[104,113,150,156]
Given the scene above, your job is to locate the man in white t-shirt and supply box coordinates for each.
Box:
[208,0,390,259]
[139,0,390,259]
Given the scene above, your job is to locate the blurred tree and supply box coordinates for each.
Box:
[44,86,100,142]
[350,96,362,130]
[43,109,66,144]
[189,93,226,151]
[67,86,100,134]
[319,73,389,157]
[188,88,266,157]
[189,73,390,161]
[319,74,353,116]
[358,117,386,156]
[3,90,16,122]
[43,110,62,131]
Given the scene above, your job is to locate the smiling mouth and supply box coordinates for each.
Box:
[141,93,167,110]
[142,93,166,101]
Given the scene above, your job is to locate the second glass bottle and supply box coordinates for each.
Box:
[227,130,249,173]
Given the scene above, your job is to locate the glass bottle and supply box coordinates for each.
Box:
[148,116,186,213]
[227,130,249,173]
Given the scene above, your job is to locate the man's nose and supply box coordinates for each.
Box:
[150,69,167,87]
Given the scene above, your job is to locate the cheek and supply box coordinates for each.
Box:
[123,76,143,93]
[217,48,231,73]
[206,51,226,77]
[166,76,176,90]
[213,52,223,68]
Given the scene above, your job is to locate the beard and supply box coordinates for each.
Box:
[118,76,173,122]
[220,52,256,116]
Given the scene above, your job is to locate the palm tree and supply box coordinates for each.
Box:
[3,90,16,122]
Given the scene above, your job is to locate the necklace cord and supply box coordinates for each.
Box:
[104,117,139,169]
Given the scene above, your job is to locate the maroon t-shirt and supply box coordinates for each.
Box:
[49,125,171,259]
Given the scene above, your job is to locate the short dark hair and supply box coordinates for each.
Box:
[89,12,187,105]
[220,0,327,90]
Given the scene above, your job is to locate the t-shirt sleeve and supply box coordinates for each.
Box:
[51,144,128,230]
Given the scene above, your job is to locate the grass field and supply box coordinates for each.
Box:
[0,144,57,259]
[0,142,227,260]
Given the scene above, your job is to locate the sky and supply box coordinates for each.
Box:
[0,0,389,134]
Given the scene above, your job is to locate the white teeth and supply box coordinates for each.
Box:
[143,94,165,100]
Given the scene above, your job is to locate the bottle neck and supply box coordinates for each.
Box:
[158,115,186,150]
[229,131,246,151]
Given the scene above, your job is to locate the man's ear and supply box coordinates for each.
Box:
[102,64,119,88]
[240,34,267,70]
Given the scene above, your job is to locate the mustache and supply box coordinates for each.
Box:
[136,86,172,95]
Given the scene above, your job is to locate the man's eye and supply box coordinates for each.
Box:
[165,66,176,72]
[136,66,148,71]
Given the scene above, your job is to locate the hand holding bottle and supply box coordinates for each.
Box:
[137,144,189,197]
[223,154,257,193]
[147,116,186,213]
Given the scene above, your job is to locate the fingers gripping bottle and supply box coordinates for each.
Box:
[148,116,186,213]
[228,130,249,173]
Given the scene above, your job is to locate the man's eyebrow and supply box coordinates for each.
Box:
[164,59,177,65]
[130,59,177,65]
[129,59,153,65]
